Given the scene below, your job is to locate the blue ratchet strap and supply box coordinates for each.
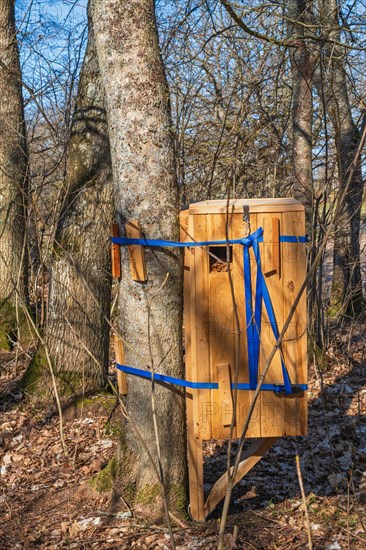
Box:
[248,237,292,394]
[112,229,307,394]
[110,234,307,247]
[116,364,307,393]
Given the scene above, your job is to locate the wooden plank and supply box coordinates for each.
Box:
[272,217,280,277]
[189,199,303,215]
[204,437,278,518]
[232,213,260,438]
[207,213,235,439]
[111,223,121,278]
[249,204,304,213]
[191,215,211,439]
[263,217,280,278]
[181,210,205,520]
[187,434,205,521]
[259,213,285,437]
[179,209,189,241]
[282,210,308,436]
[114,334,127,395]
[217,363,234,427]
[182,210,206,521]
[125,219,147,282]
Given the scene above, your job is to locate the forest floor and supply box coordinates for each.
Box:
[0,323,365,550]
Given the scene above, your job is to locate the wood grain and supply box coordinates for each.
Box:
[114,334,127,395]
[282,210,308,436]
[111,223,121,278]
[125,219,147,282]
[259,213,285,437]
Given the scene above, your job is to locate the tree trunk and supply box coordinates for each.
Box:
[24,21,114,396]
[287,0,315,212]
[91,0,186,518]
[287,1,322,339]
[0,0,28,348]
[320,0,364,317]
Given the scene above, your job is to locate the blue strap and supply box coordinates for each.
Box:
[112,228,307,394]
[110,232,307,248]
[116,363,307,393]
[247,237,292,394]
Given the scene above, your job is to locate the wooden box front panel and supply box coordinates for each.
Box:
[182,207,307,440]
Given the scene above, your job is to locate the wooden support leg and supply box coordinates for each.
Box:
[204,437,278,518]
[186,388,204,521]
[187,432,204,521]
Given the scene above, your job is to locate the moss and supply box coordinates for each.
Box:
[22,348,84,396]
[21,346,48,394]
[0,300,33,350]
[90,457,118,493]
[169,484,188,516]
[104,419,123,438]
[135,483,160,505]
[123,482,137,503]
[0,327,10,350]
[57,370,85,396]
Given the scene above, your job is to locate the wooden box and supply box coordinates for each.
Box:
[181,199,308,440]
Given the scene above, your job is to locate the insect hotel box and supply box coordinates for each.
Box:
[180,198,307,520]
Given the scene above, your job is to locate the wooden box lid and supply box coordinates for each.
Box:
[187,198,304,215]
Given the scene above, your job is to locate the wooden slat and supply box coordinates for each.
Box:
[192,215,212,440]
[189,199,304,215]
[182,210,205,522]
[111,223,121,278]
[125,219,147,282]
[217,363,234,427]
[232,212,261,437]
[204,437,278,518]
[179,209,189,241]
[282,210,308,436]
[187,435,205,521]
[181,208,195,444]
[207,213,235,439]
[272,217,280,277]
[259,213,285,437]
[114,334,127,395]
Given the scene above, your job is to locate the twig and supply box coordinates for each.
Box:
[296,453,313,550]
[339,526,366,543]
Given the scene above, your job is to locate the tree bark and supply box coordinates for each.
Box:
[25,21,114,395]
[320,0,364,317]
[91,0,186,518]
[287,0,315,212]
[0,0,28,346]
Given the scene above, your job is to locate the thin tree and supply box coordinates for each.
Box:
[92,0,186,518]
[320,0,364,317]
[0,0,28,348]
[287,0,317,210]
